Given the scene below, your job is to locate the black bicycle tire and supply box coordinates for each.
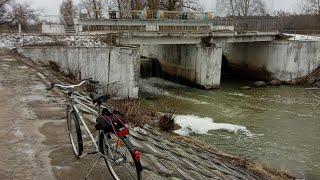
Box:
[99,132,142,180]
[66,105,83,158]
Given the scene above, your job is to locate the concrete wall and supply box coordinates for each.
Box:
[42,24,83,34]
[141,44,222,89]
[42,24,65,34]
[223,41,320,82]
[17,46,140,98]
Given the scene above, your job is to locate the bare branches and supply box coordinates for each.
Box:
[9,2,39,30]
[0,0,11,25]
[60,0,75,26]
[158,0,202,11]
[301,0,320,15]
[217,0,266,17]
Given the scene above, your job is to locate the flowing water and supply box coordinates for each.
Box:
[139,77,320,179]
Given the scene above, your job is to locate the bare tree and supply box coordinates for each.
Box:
[159,0,202,11]
[147,0,159,10]
[9,2,39,30]
[302,0,320,15]
[217,0,266,17]
[0,0,12,25]
[81,0,113,18]
[60,0,75,26]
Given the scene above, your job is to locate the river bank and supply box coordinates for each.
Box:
[1,47,296,179]
[139,77,320,179]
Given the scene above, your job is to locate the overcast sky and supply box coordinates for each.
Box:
[18,0,301,16]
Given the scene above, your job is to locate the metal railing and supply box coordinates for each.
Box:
[80,10,215,21]
[235,19,283,31]
[80,19,282,33]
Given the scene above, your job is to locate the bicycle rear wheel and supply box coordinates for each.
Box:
[99,132,142,180]
[66,105,83,157]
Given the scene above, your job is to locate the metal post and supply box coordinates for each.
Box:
[18,23,22,34]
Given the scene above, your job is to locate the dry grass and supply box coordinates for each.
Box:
[158,111,175,131]
[108,100,160,128]
[48,61,60,72]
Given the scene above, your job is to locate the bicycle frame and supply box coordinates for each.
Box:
[69,89,124,164]
[69,90,100,151]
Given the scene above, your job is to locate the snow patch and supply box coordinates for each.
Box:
[18,66,28,69]
[0,33,108,49]
[174,115,252,136]
[284,33,320,41]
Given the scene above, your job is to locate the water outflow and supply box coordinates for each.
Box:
[140,58,162,78]
[139,77,320,179]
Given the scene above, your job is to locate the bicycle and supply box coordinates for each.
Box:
[47,78,142,180]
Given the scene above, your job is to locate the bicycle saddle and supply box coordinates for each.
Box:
[90,93,111,105]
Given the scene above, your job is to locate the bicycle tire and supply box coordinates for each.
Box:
[66,105,83,158]
[99,131,142,180]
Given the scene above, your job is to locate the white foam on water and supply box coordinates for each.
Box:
[174,115,253,137]
[226,92,252,99]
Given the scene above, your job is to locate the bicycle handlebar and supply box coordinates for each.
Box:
[46,78,100,91]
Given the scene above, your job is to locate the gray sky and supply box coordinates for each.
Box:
[18,0,301,16]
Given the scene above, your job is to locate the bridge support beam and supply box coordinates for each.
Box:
[155,44,222,89]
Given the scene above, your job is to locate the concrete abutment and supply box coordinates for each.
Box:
[140,44,222,89]
[223,41,320,83]
[140,40,320,87]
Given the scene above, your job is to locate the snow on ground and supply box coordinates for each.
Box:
[0,33,108,49]
[283,33,320,41]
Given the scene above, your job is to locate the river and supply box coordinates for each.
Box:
[139,77,320,179]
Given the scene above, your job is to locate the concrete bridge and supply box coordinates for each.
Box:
[41,12,319,92]
[75,11,288,89]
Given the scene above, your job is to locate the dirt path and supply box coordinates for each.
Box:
[0,49,112,180]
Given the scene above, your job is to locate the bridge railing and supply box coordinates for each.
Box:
[80,10,215,21]
[234,19,283,32]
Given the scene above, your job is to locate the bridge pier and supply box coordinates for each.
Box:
[141,44,222,89]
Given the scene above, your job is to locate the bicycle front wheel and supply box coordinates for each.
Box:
[66,105,83,158]
[99,132,142,180]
